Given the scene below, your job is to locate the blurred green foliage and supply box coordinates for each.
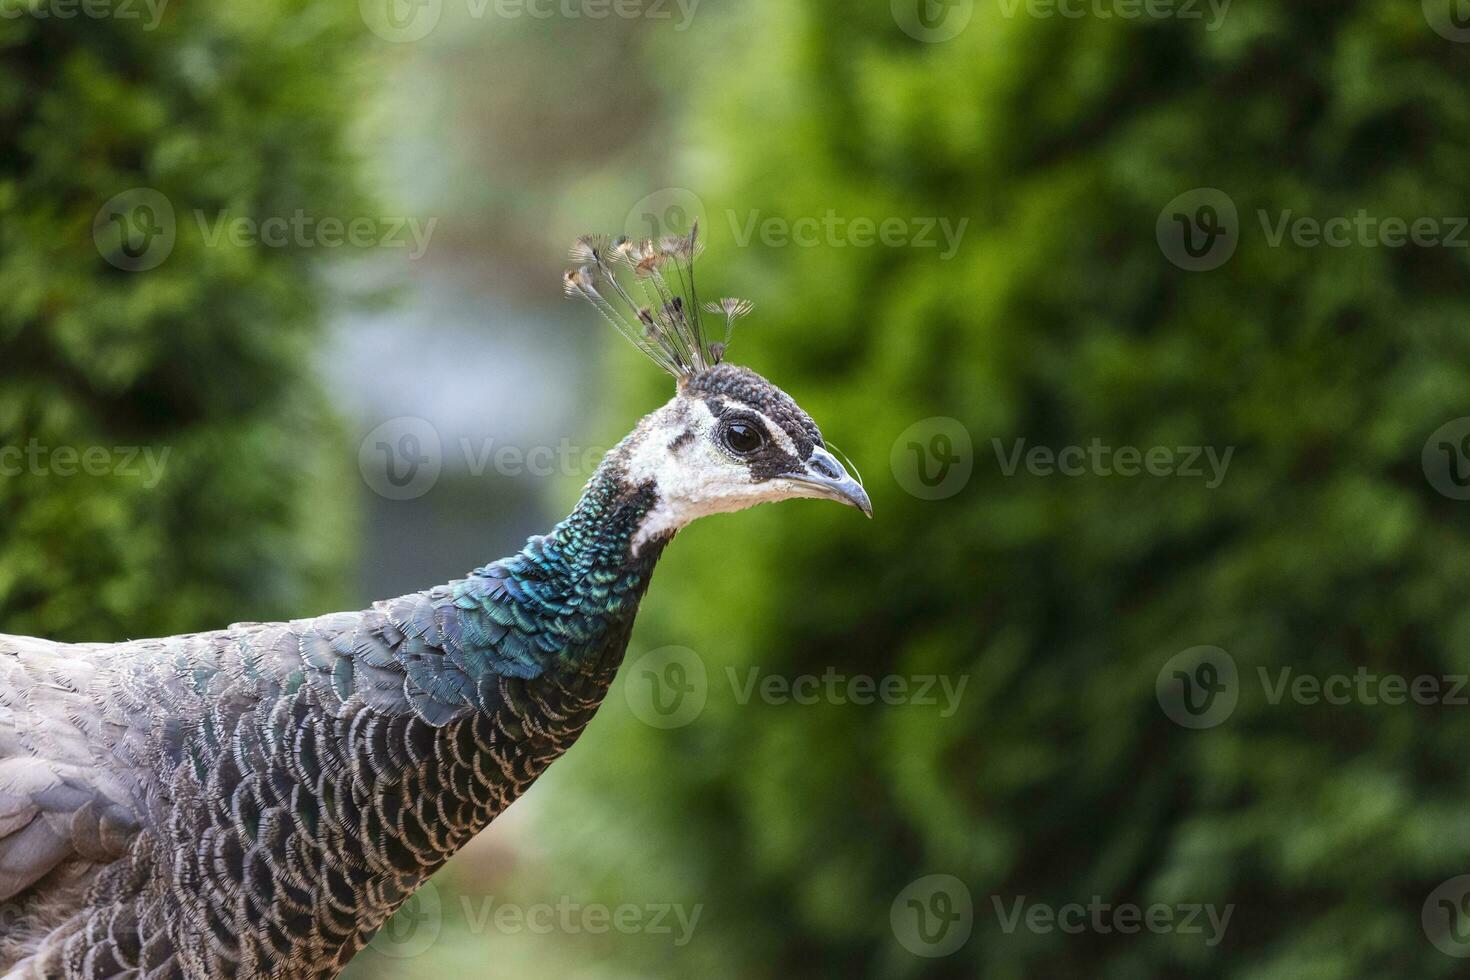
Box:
[0,0,368,639]
[544,1,1470,977]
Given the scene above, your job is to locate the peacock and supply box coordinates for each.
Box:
[0,225,870,978]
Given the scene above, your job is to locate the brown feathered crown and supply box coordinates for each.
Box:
[563,222,752,382]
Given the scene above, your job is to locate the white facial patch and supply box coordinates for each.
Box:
[623,396,799,552]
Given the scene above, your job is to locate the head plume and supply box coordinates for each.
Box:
[563,222,753,382]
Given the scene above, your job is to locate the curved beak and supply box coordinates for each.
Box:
[789,446,873,518]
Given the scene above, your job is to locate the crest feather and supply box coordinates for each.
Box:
[563,221,747,379]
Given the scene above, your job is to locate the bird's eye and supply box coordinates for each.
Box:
[721,419,766,455]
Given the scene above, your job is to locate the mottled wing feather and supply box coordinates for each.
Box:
[0,637,143,903]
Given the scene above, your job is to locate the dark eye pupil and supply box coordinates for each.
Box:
[725,421,763,453]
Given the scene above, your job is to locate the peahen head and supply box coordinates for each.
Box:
[564,224,871,551]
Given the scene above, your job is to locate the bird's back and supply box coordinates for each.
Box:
[0,460,668,978]
[0,618,384,976]
[0,523,663,977]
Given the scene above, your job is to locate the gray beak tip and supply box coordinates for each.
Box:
[799,446,873,521]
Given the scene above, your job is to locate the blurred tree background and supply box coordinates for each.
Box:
[0,0,368,639]
[7,0,1470,977]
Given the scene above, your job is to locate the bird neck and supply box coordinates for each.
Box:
[545,465,667,580]
[478,457,670,672]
